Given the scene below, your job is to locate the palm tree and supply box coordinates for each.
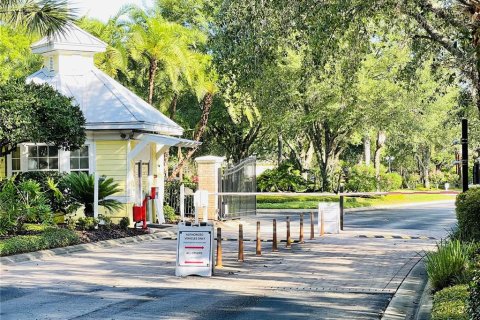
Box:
[127,7,207,106]
[169,54,218,179]
[0,0,76,36]
[63,173,122,218]
[77,10,129,78]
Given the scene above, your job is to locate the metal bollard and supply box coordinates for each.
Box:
[238,224,244,261]
[272,219,278,252]
[286,216,292,248]
[320,210,325,236]
[216,227,223,268]
[310,211,314,240]
[299,213,304,243]
[256,221,261,256]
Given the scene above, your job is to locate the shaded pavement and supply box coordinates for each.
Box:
[0,202,456,319]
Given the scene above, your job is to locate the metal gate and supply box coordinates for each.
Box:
[219,156,257,219]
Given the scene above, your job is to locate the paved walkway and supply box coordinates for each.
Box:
[0,202,456,319]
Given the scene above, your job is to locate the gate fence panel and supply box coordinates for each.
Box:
[164,181,196,216]
[220,156,257,219]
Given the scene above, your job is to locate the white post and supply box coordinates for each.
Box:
[147,175,154,223]
[180,184,185,221]
[203,192,208,223]
[93,172,99,229]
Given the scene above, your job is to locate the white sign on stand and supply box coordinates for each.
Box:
[318,202,340,234]
[176,223,214,277]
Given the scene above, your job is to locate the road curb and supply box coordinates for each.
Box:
[0,228,177,266]
[382,258,429,320]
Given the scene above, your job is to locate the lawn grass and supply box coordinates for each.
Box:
[431,284,469,320]
[257,193,456,209]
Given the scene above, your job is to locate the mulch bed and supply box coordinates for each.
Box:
[76,226,149,243]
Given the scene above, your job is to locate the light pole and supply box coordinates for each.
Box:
[385,156,395,173]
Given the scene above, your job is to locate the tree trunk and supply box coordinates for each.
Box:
[277,133,283,165]
[374,130,386,179]
[148,59,158,105]
[169,93,178,120]
[363,135,371,166]
[169,93,214,180]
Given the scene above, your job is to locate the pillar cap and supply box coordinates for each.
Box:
[195,156,225,164]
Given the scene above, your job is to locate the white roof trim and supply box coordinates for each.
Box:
[139,133,201,148]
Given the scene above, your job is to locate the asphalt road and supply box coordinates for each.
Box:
[0,201,456,320]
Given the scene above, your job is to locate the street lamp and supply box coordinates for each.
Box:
[385,156,395,173]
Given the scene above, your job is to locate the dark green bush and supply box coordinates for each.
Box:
[345,164,377,192]
[378,172,402,191]
[257,163,309,192]
[468,252,480,319]
[425,240,471,291]
[76,217,99,231]
[119,217,130,230]
[0,228,80,256]
[455,188,480,242]
[15,171,76,214]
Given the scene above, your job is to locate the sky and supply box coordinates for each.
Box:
[69,0,153,21]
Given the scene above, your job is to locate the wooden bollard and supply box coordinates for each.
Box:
[299,213,304,243]
[286,216,292,248]
[310,211,314,240]
[272,219,278,252]
[320,210,325,236]
[216,227,223,268]
[238,224,244,261]
[256,221,261,256]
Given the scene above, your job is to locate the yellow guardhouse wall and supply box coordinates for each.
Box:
[95,140,130,221]
[0,157,5,179]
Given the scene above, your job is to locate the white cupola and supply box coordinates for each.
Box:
[30,23,107,75]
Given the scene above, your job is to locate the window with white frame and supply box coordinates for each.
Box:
[11,146,21,172]
[70,146,89,173]
[27,145,59,171]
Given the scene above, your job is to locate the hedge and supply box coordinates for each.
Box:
[455,187,480,242]
[431,284,469,320]
[0,228,81,256]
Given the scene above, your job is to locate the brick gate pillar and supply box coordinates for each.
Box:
[195,156,225,220]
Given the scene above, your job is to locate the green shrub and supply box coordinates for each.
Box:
[257,162,309,192]
[345,164,377,192]
[119,217,130,230]
[76,217,99,231]
[0,228,80,256]
[455,188,480,242]
[378,172,402,191]
[163,205,177,223]
[469,267,480,319]
[0,178,52,234]
[425,240,471,291]
[98,214,113,230]
[432,285,469,320]
[15,171,76,215]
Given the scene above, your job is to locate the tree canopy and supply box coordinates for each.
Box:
[0,80,86,157]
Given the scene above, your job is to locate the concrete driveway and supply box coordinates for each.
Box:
[0,202,456,319]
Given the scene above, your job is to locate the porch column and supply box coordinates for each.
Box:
[195,156,225,220]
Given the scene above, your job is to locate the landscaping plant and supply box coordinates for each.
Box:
[0,227,80,256]
[345,164,377,192]
[455,187,480,242]
[431,285,469,320]
[62,172,123,218]
[0,177,52,235]
[119,217,130,230]
[163,205,177,223]
[257,162,309,192]
[425,240,471,291]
